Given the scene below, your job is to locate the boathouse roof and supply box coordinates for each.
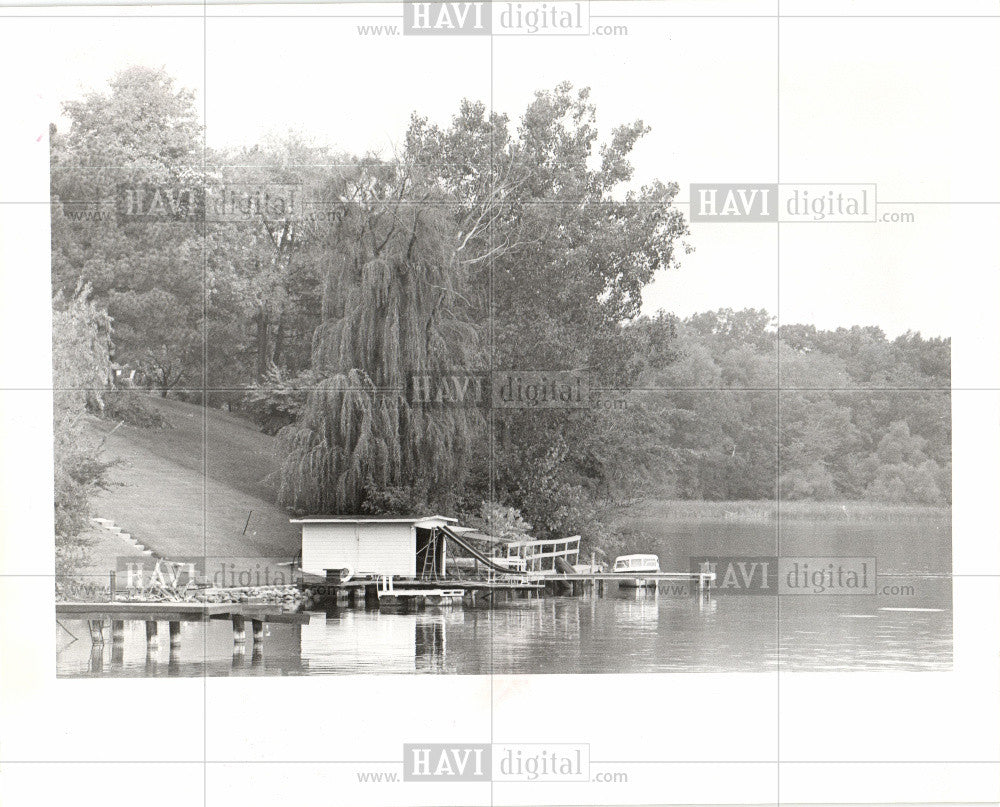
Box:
[289,514,458,525]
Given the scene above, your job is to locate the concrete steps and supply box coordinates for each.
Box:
[90,517,155,556]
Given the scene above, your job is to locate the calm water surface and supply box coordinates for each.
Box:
[56,518,952,677]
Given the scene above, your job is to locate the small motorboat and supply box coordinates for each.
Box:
[612,554,660,588]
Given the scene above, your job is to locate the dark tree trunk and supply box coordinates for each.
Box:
[255,308,269,379]
[272,318,285,370]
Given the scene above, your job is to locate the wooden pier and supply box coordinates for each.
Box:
[375,576,466,609]
[541,571,716,597]
[56,602,309,650]
[547,571,715,586]
[299,569,713,610]
[301,576,546,610]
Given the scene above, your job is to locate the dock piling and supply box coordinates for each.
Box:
[232,615,246,645]
[145,620,158,648]
[89,643,104,672]
[87,619,105,645]
[169,621,182,648]
[251,619,264,644]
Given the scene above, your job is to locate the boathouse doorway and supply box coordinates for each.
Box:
[415,526,447,580]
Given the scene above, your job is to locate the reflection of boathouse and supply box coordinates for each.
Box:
[299,611,458,673]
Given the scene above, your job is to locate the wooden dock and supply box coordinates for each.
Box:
[375,578,466,609]
[300,574,545,609]
[298,569,713,609]
[303,576,544,592]
[549,571,715,584]
[540,571,717,596]
[56,602,309,649]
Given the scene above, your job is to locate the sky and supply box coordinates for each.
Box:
[4,2,999,338]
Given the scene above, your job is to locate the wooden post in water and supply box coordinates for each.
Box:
[169,621,182,648]
[88,619,105,645]
[145,621,158,648]
[111,619,125,643]
[251,619,264,645]
[232,615,246,645]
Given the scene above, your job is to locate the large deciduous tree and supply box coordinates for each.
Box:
[51,66,205,394]
[278,164,482,514]
[404,83,691,539]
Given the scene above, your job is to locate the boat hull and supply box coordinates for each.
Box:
[617,578,658,589]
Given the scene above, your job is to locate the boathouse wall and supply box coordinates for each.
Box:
[300,522,415,577]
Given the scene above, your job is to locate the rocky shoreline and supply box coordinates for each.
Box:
[55,581,305,607]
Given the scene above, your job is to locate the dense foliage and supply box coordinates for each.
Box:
[277,164,481,513]
[51,287,114,572]
[50,68,952,555]
[639,310,950,506]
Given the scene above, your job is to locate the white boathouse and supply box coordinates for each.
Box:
[292,515,457,578]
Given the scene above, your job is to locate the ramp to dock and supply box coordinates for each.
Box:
[438,525,521,575]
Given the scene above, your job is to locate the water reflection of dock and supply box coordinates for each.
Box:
[56,602,310,673]
[57,613,306,675]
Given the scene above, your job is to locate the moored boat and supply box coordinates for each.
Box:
[612,554,660,588]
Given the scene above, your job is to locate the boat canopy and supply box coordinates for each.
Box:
[613,554,660,571]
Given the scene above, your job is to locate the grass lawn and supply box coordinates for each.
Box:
[89,396,300,560]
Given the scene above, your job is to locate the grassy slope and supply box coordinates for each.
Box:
[89,396,300,560]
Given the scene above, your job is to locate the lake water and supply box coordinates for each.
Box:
[56,518,952,677]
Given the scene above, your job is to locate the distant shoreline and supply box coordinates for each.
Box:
[623,499,951,524]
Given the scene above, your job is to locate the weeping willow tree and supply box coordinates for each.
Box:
[278,163,482,514]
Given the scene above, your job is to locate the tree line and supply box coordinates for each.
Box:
[51,66,950,557]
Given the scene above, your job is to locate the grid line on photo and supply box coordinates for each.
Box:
[488,28,496,800]
[775,11,782,803]
[8,385,970,391]
[5,756,1000,764]
[201,1,209,802]
[21,571,1000,578]
[14,197,1000,203]
[4,5,1000,19]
